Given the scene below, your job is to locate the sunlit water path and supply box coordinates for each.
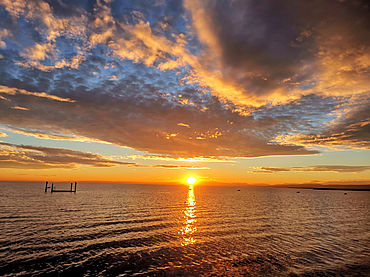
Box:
[0,183,369,276]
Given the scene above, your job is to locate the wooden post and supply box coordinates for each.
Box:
[74,182,77,192]
[51,183,54,193]
[70,182,73,192]
[45,181,48,192]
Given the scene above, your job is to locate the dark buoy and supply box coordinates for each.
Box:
[237,189,241,191]
[344,192,347,195]
[296,191,300,193]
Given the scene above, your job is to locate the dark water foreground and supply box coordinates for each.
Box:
[0,183,369,276]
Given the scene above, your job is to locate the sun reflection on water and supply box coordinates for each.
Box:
[180,185,197,246]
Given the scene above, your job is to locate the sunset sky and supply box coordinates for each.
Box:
[0,0,369,185]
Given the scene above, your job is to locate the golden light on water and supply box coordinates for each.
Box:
[180,185,197,246]
[186,176,197,185]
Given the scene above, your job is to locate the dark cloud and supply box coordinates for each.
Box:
[0,75,320,158]
[185,0,370,102]
[292,97,370,149]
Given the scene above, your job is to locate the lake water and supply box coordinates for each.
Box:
[0,182,369,276]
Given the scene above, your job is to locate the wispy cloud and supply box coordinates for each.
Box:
[151,164,208,169]
[0,28,8,48]
[279,97,370,149]
[129,155,231,162]
[132,164,209,170]
[0,85,75,103]
[253,165,370,173]
[12,106,29,111]
[0,142,134,169]
[3,126,105,142]
[0,142,211,170]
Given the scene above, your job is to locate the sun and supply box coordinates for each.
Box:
[186,176,197,185]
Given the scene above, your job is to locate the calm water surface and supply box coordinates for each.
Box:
[0,183,369,276]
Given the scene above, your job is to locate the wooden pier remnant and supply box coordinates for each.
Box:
[44,181,49,192]
[44,181,77,193]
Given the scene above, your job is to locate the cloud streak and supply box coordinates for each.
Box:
[0,85,75,103]
[280,96,370,149]
[254,165,370,173]
[0,142,134,169]
[0,142,211,170]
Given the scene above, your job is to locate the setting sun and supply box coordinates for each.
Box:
[186,176,197,185]
[1,0,370,276]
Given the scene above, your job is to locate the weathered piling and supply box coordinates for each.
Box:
[45,181,77,193]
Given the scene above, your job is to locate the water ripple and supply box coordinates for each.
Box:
[0,184,369,276]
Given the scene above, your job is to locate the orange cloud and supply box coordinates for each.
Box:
[254,165,370,173]
[11,106,29,111]
[1,0,87,71]
[2,127,93,142]
[0,28,8,48]
[129,155,231,162]
[0,141,216,172]
[133,164,209,170]
[183,0,370,105]
[0,142,135,169]
[0,85,75,102]
[0,81,320,158]
[177,123,191,128]
[0,0,367,161]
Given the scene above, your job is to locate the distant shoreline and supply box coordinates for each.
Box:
[287,187,370,191]
[311,187,370,191]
